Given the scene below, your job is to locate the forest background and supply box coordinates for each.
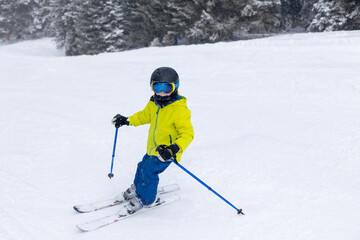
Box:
[1,0,359,55]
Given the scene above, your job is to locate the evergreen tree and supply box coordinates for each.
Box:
[281,0,303,30]
[161,0,199,46]
[102,0,125,52]
[296,0,317,29]
[74,0,125,55]
[50,0,79,55]
[308,0,348,31]
[307,0,359,32]
[186,0,241,43]
[4,0,356,55]
[121,0,164,49]
[241,0,282,34]
[122,0,199,48]
[0,0,12,39]
[52,0,126,55]
[74,0,106,55]
[34,0,53,37]
[0,0,40,40]
[342,0,360,30]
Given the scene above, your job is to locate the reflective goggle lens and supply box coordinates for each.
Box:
[151,82,175,94]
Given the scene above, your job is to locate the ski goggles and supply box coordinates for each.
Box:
[151,81,179,94]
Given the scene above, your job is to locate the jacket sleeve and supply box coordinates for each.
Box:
[128,101,152,126]
[174,107,194,152]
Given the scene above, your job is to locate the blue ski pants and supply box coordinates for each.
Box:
[134,154,171,205]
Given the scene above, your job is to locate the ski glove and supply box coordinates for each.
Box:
[112,114,129,128]
[156,144,180,163]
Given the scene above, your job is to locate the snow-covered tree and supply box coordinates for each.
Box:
[121,0,173,49]
[161,0,199,46]
[51,0,125,55]
[281,0,302,30]
[308,0,360,32]
[33,0,53,37]
[308,0,348,31]
[0,0,12,39]
[186,0,241,43]
[342,0,360,30]
[120,0,152,49]
[50,0,79,55]
[0,0,36,39]
[2,0,360,53]
[74,0,107,55]
[102,0,126,52]
[241,0,282,34]
[0,0,52,40]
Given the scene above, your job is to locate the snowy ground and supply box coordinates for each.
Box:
[1,31,360,240]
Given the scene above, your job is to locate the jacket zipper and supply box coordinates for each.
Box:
[150,107,161,155]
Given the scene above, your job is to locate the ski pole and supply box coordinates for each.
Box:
[170,158,244,215]
[108,128,119,179]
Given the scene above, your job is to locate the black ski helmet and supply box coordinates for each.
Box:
[150,67,179,86]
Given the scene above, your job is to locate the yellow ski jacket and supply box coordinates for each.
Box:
[128,95,194,162]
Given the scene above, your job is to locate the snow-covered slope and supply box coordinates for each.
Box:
[1,31,360,240]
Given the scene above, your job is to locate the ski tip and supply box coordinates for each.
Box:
[76,225,89,232]
[73,206,85,213]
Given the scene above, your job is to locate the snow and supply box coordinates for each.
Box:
[1,31,360,239]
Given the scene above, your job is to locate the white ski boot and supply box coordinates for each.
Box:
[118,192,161,215]
[124,197,144,214]
[114,184,136,202]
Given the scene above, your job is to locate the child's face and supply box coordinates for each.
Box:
[156,91,172,97]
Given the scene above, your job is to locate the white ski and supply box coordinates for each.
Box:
[76,193,180,232]
[73,183,179,213]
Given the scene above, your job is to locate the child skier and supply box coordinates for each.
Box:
[111,67,194,214]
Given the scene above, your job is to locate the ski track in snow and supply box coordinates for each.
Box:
[1,31,360,240]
